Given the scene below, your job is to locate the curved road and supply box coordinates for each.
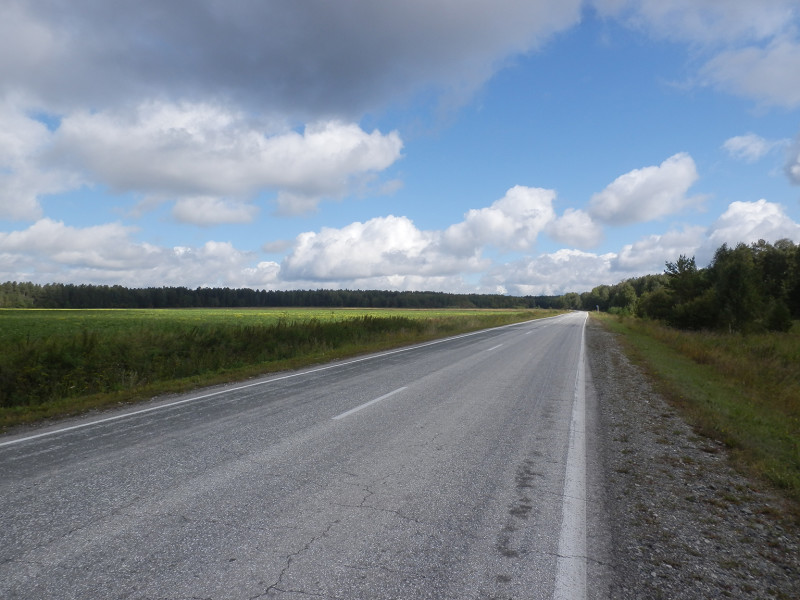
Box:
[1,311,605,599]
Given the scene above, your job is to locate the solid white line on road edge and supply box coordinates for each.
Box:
[332,387,408,420]
[0,313,569,449]
[553,312,587,600]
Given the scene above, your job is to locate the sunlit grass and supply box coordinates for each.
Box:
[0,307,560,430]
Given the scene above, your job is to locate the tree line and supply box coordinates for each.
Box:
[0,282,563,311]
[582,239,799,333]
[3,238,798,332]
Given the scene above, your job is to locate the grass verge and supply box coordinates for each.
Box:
[1,308,560,431]
[592,313,800,506]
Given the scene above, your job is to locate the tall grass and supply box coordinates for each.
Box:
[596,314,800,503]
[0,308,554,428]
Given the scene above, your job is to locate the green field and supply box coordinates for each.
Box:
[0,307,527,337]
[0,307,558,429]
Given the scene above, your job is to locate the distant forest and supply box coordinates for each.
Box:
[3,239,799,333]
[0,283,560,311]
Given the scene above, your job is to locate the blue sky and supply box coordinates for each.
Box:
[2,0,800,295]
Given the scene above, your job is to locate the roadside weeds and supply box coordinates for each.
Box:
[586,318,799,600]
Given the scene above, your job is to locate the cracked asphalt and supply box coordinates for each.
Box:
[1,312,604,599]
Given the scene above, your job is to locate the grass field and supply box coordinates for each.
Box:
[594,313,800,506]
[0,307,559,429]
[0,307,516,338]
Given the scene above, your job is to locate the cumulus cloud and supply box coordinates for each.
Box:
[281,215,486,281]
[0,218,155,272]
[280,186,580,284]
[707,199,800,249]
[722,133,784,163]
[493,249,617,296]
[613,225,707,271]
[443,186,557,254]
[0,100,403,223]
[0,0,582,118]
[0,218,280,288]
[589,153,700,225]
[4,197,799,295]
[493,198,800,296]
[0,2,588,227]
[45,103,403,217]
[0,102,79,220]
[281,189,799,295]
[546,208,604,248]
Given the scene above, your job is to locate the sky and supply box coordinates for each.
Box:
[2,0,800,296]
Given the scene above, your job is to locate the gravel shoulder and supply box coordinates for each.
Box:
[585,318,799,599]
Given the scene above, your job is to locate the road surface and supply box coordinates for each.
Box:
[1,311,605,599]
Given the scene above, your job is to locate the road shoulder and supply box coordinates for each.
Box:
[585,318,799,599]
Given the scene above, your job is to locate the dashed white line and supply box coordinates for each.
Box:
[486,344,503,352]
[332,386,408,420]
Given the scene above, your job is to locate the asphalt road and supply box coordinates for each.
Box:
[0,311,603,600]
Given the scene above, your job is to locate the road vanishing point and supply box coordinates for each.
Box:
[1,311,608,599]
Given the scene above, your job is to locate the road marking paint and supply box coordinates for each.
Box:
[332,387,408,420]
[0,313,569,448]
[486,344,503,352]
[553,312,587,600]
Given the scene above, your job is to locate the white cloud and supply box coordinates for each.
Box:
[443,186,556,254]
[589,153,700,224]
[6,197,799,296]
[0,218,154,271]
[702,38,800,109]
[593,0,796,44]
[494,198,800,296]
[281,215,486,281]
[0,102,79,220]
[281,186,565,284]
[593,1,800,108]
[613,225,707,271]
[172,197,259,226]
[722,133,784,163]
[707,199,800,249]
[786,135,800,184]
[546,208,604,248]
[494,249,617,296]
[48,103,403,217]
[0,219,281,288]
[275,198,800,293]
[612,201,800,275]
[278,273,479,294]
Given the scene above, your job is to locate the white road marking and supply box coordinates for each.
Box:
[553,312,587,600]
[332,387,408,420]
[0,313,568,449]
[486,344,503,352]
